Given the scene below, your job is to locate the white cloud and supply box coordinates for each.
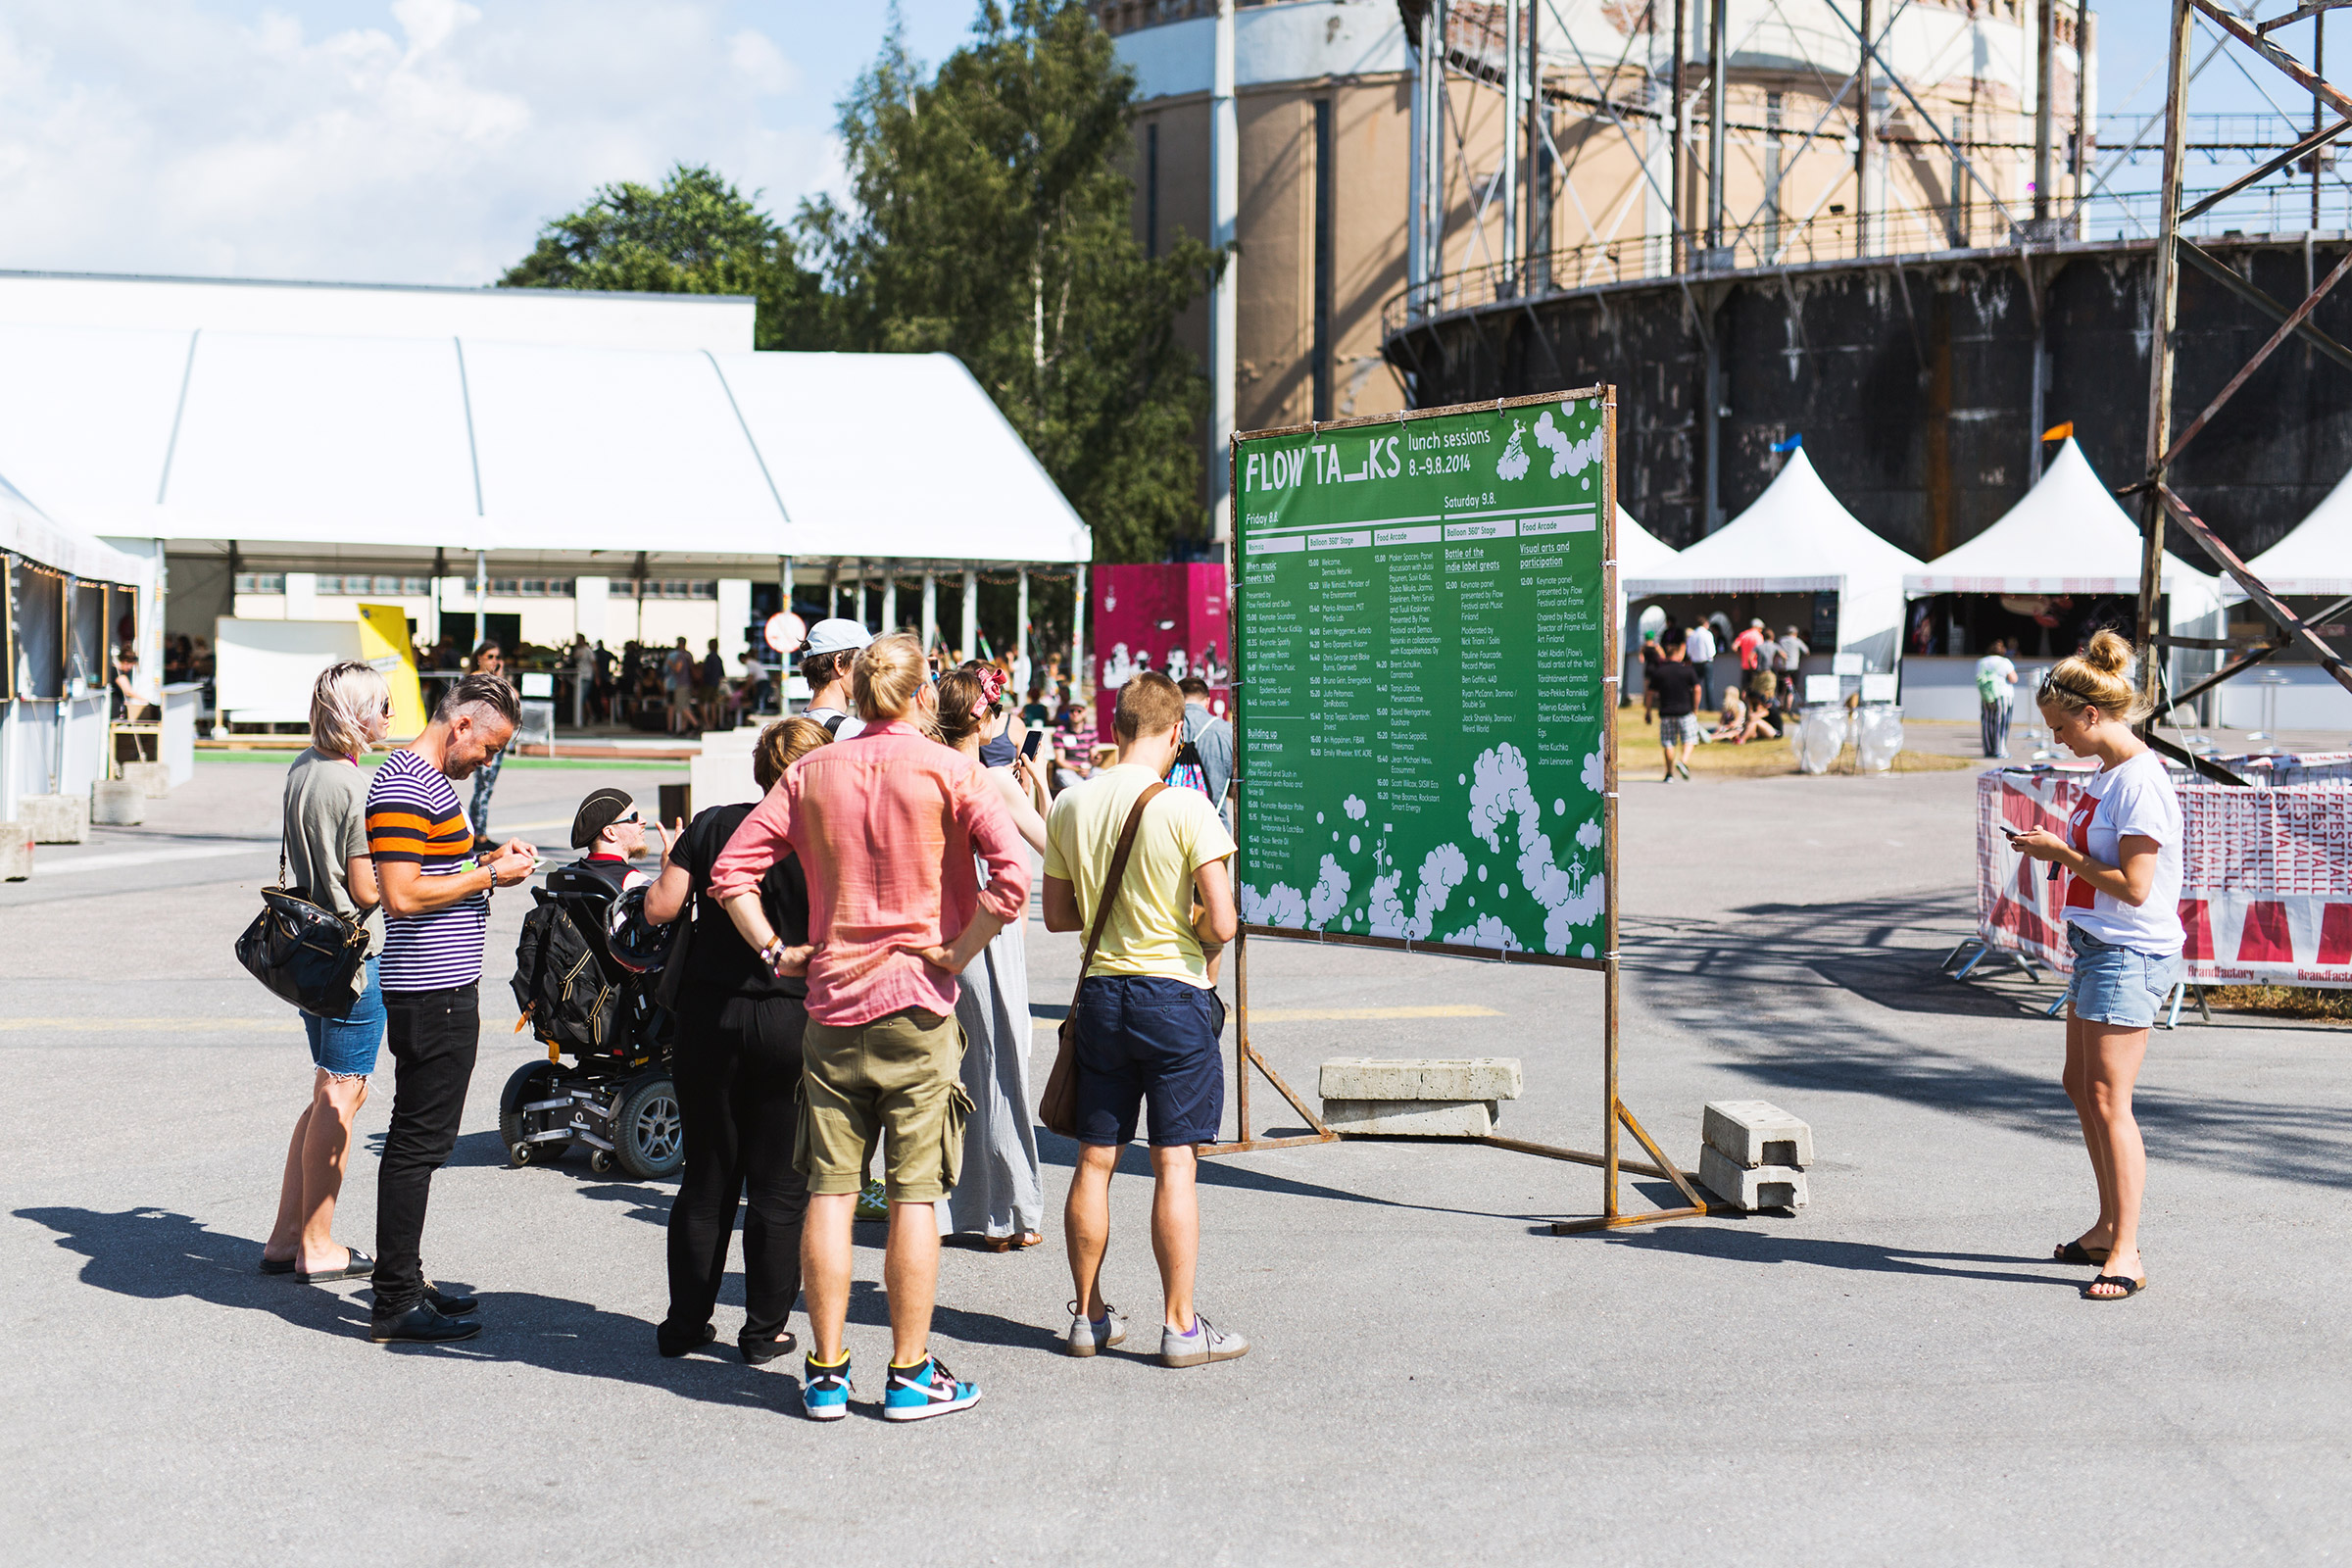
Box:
[0,0,843,283]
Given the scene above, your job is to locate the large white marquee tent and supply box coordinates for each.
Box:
[0,270,1095,701]
[2222,464,2352,728]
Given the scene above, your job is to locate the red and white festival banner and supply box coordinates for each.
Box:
[1976,764,2352,988]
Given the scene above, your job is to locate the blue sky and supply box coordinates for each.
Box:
[0,0,981,284]
[0,2,2328,286]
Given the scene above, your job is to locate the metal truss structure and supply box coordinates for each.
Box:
[1398,0,2352,325]
[2134,0,2352,783]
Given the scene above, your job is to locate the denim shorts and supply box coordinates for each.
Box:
[2064,927,2182,1029]
[1072,974,1227,1149]
[302,955,385,1077]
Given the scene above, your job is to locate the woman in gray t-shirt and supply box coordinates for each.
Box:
[261,661,393,1284]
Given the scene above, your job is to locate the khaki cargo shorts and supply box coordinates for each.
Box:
[797,1007,971,1203]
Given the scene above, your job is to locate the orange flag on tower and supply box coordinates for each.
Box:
[2040,421,2074,442]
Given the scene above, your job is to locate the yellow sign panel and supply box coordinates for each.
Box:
[356,603,428,740]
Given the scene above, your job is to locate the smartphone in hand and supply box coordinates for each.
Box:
[1021,728,1045,760]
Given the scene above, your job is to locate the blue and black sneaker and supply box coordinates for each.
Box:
[803,1352,852,1422]
[882,1354,981,1423]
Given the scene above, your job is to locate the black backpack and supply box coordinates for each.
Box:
[512,889,623,1054]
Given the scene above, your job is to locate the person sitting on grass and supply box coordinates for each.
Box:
[1706,687,1777,746]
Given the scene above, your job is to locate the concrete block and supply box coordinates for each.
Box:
[1320,1099,1495,1137]
[1318,1057,1523,1102]
[0,823,30,880]
[90,778,145,826]
[122,760,173,800]
[20,795,87,844]
[1699,1144,1809,1211]
[1703,1100,1814,1169]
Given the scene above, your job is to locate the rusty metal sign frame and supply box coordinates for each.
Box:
[1202,388,1716,1235]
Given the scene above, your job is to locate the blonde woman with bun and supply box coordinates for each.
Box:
[2006,630,2182,1301]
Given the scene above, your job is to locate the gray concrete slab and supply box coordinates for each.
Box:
[4,756,2347,1565]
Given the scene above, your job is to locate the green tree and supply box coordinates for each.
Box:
[804,1,1224,563]
[500,164,835,350]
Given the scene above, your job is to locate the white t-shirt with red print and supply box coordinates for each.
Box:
[2062,749,2184,954]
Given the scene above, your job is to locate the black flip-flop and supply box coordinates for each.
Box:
[296,1248,376,1284]
[2052,1240,2110,1266]
[2082,1273,2147,1300]
[259,1255,296,1276]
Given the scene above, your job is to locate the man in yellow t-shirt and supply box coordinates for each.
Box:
[1043,670,1245,1371]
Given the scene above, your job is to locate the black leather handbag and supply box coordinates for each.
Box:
[235,844,371,1018]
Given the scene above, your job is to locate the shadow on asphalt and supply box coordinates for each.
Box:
[1589,1224,2082,1289]
[9,1205,808,1410]
[1626,892,2352,1191]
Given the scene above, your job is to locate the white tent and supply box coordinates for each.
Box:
[1904,438,2222,617]
[2242,461,2352,595]
[1617,506,1677,579]
[1621,447,1921,669]
[3,471,151,821]
[0,325,1091,565]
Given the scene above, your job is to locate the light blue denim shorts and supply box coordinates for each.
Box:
[2065,927,2182,1029]
[301,955,385,1077]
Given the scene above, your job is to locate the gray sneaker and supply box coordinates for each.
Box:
[1158,1313,1249,1368]
[1064,1301,1126,1357]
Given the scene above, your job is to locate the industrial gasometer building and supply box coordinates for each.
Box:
[1101,1,2349,565]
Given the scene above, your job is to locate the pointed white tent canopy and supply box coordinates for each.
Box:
[1617,506,1676,578]
[2242,461,2352,595]
[1904,438,2221,619]
[1621,447,1921,667]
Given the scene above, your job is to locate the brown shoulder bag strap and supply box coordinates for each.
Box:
[1069,782,1168,1006]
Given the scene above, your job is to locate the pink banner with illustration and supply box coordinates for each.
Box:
[1091,563,1231,739]
[1976,767,2352,987]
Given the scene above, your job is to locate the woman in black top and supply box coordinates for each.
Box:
[643,716,832,1362]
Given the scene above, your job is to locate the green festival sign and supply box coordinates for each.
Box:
[1230,390,1617,968]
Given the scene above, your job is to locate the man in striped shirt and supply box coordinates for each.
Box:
[365,672,536,1345]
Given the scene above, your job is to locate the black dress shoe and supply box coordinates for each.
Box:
[424,1281,478,1316]
[741,1330,799,1366]
[657,1321,717,1357]
[370,1302,482,1345]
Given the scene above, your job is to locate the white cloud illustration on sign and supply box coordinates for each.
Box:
[1241,882,1306,928]
[1576,817,1603,850]
[1444,913,1522,951]
[1581,750,1605,794]
[1307,855,1352,925]
[1343,794,1367,820]
[1532,411,1604,478]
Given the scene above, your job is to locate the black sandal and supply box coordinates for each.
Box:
[2082,1273,2146,1300]
[2052,1240,2110,1266]
[295,1248,375,1284]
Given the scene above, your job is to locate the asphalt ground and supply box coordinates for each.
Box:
[4,745,2348,1565]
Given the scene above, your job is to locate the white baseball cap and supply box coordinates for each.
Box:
[801,618,872,659]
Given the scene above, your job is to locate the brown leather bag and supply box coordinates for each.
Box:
[1037,782,1168,1138]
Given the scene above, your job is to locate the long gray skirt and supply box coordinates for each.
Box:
[941,916,1045,1238]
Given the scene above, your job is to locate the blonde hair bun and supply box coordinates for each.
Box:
[2039,629,2146,723]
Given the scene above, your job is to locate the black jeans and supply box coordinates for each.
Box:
[662,994,810,1354]
[375,984,480,1316]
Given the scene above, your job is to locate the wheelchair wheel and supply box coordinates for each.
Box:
[612,1074,685,1180]
[499,1059,571,1167]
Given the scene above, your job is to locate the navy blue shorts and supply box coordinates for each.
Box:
[1071,974,1227,1148]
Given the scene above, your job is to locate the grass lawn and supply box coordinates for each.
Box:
[1614,709,1973,778]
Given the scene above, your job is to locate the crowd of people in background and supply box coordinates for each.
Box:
[264,616,1243,1417]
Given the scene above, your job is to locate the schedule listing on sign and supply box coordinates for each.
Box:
[1232,394,1614,962]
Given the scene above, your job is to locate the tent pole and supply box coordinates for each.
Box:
[921,569,938,662]
[473,552,487,649]
[1017,567,1031,685]
[884,568,899,634]
[962,566,979,662]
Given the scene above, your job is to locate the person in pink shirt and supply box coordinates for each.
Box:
[709,630,1027,1424]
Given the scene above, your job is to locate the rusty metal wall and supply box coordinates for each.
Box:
[1384,236,2352,561]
